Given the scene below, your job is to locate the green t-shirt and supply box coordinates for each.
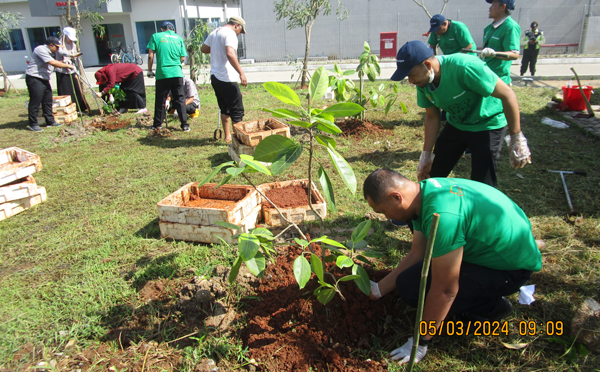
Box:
[428,20,476,55]
[482,16,521,84]
[416,54,506,132]
[413,178,542,272]
[147,30,188,80]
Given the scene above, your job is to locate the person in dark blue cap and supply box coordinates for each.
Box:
[147,21,190,131]
[390,40,531,188]
[481,0,521,85]
[427,14,476,55]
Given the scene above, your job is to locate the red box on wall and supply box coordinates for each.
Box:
[380,32,398,58]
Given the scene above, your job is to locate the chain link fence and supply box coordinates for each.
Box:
[243,5,600,63]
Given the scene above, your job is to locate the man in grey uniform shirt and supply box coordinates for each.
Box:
[167,76,200,117]
[25,36,75,132]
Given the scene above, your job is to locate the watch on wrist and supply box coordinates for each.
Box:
[419,335,432,346]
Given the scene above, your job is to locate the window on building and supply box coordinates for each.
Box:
[0,29,26,51]
[26,27,60,51]
[135,19,176,54]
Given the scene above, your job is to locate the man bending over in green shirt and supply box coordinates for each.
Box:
[364,169,543,365]
[391,40,531,188]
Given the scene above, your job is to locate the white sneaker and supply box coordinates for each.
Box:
[118,108,127,114]
[135,108,148,114]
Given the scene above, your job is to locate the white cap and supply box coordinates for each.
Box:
[63,27,77,41]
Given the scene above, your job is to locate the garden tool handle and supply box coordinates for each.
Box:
[462,48,509,59]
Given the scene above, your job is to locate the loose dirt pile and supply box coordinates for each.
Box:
[243,245,400,371]
[262,184,316,209]
[89,116,132,131]
[336,118,390,137]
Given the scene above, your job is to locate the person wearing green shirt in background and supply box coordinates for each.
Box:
[147,21,190,132]
[427,14,476,55]
[365,169,543,365]
[390,41,531,188]
[481,0,521,85]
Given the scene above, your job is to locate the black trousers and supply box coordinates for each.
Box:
[430,123,508,188]
[56,72,89,113]
[120,72,146,109]
[396,261,531,318]
[211,75,244,123]
[26,75,55,127]
[154,77,187,128]
[520,48,540,76]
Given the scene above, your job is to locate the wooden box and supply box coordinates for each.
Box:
[159,204,261,244]
[257,179,327,227]
[54,111,78,124]
[52,95,72,107]
[54,102,77,115]
[227,144,271,167]
[0,147,43,187]
[0,176,38,204]
[233,118,290,147]
[232,136,256,156]
[0,186,46,221]
[157,182,260,226]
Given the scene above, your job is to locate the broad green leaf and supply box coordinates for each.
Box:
[309,236,328,243]
[379,95,385,107]
[323,102,365,118]
[324,255,336,263]
[310,253,324,283]
[378,83,385,91]
[343,69,355,76]
[315,112,335,124]
[393,83,399,93]
[310,66,329,102]
[355,255,371,266]
[320,238,346,248]
[373,60,381,75]
[353,264,371,295]
[338,275,360,282]
[315,119,342,135]
[334,62,342,74]
[358,51,369,61]
[228,256,242,284]
[315,135,337,148]
[311,107,324,115]
[226,166,246,177]
[336,255,354,269]
[263,82,301,107]
[367,66,377,82]
[239,233,260,261]
[400,101,408,114]
[361,250,385,258]
[317,287,336,305]
[347,239,368,250]
[384,99,395,115]
[272,143,303,175]
[262,108,301,120]
[293,255,311,289]
[351,220,372,244]
[295,238,309,247]
[326,145,357,194]
[198,161,235,187]
[251,227,275,240]
[254,135,295,162]
[216,174,233,188]
[364,41,370,53]
[215,221,241,231]
[318,166,337,213]
[337,79,346,96]
[239,155,271,175]
[370,93,379,108]
[245,252,266,276]
[289,120,312,128]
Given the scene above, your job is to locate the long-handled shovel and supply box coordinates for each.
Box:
[461,48,509,59]
[408,213,440,372]
[570,67,595,118]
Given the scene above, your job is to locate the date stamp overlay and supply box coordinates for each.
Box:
[419,320,564,337]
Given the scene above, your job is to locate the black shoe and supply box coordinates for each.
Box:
[28,125,43,132]
[46,122,63,127]
[455,297,513,323]
[153,125,162,131]
[182,125,190,132]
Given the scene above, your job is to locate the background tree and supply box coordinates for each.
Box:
[274,0,348,88]
[0,11,23,93]
[185,22,212,84]
[412,0,450,18]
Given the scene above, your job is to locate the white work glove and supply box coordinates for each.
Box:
[509,132,532,168]
[417,151,435,181]
[389,337,428,364]
[481,47,496,58]
[109,94,114,103]
[370,280,381,299]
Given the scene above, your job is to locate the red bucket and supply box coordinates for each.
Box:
[561,85,593,111]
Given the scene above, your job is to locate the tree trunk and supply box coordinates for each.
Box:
[66,0,72,26]
[190,54,196,82]
[301,22,312,88]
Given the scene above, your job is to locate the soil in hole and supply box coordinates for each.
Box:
[89,116,132,131]
[262,184,316,209]
[242,244,400,371]
[336,118,390,137]
[180,184,249,208]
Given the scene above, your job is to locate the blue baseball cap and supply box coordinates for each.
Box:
[161,21,175,30]
[429,14,446,33]
[486,0,515,11]
[390,41,434,82]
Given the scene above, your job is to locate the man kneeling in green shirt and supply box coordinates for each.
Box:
[391,40,531,188]
[365,169,542,364]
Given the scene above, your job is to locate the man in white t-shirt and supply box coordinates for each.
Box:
[201,16,247,142]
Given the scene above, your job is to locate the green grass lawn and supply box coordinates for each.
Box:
[0,81,599,371]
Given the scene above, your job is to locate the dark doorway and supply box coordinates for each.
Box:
[94,23,126,64]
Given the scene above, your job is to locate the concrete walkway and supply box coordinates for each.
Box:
[5,57,600,91]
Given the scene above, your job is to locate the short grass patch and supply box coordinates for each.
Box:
[0,80,598,370]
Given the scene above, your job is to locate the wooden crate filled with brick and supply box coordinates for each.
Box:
[228,118,289,165]
[24,95,78,123]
